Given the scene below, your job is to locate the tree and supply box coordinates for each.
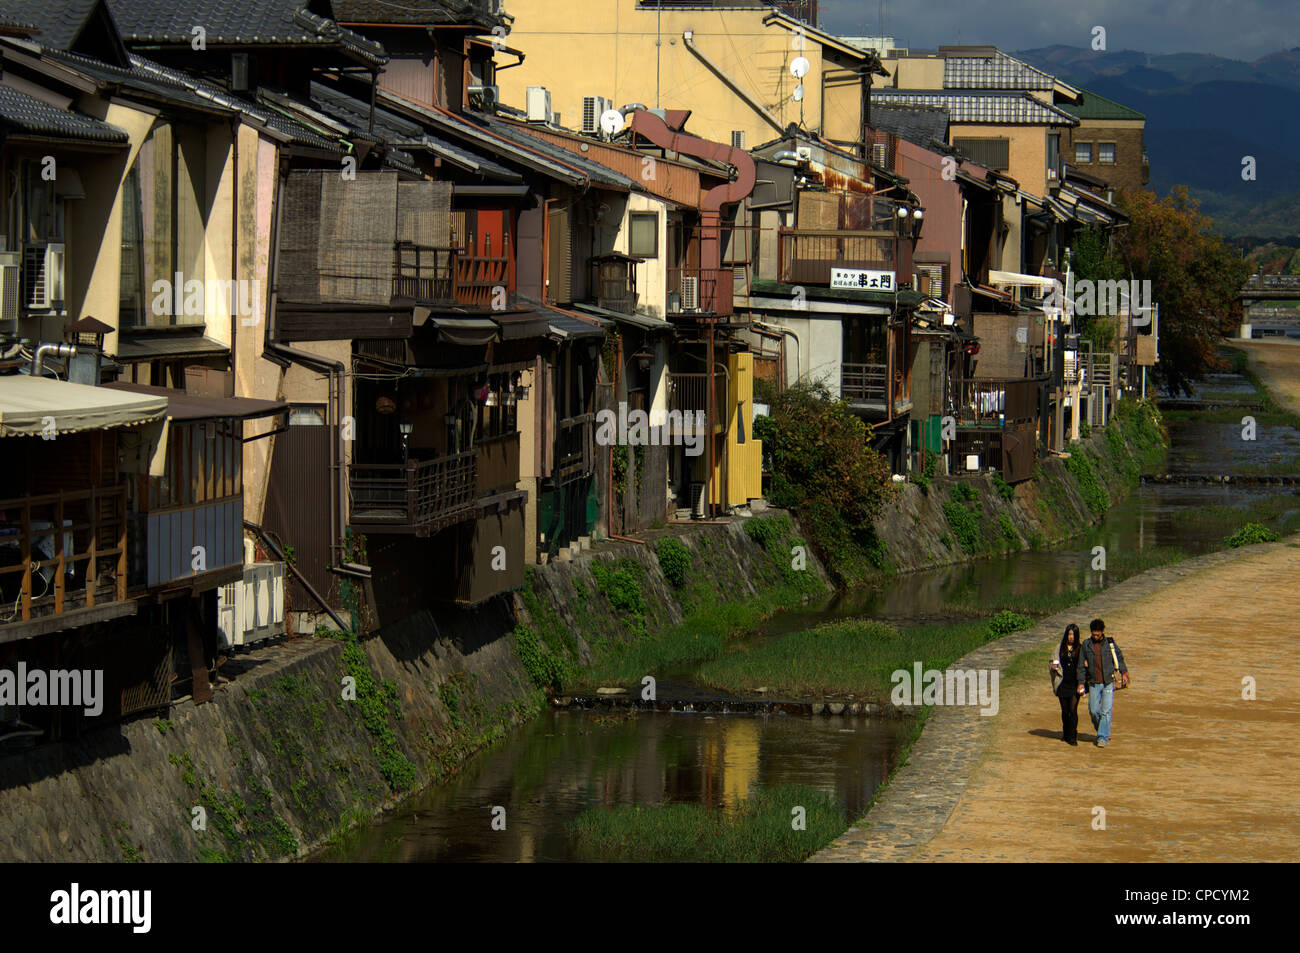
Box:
[1115,187,1252,396]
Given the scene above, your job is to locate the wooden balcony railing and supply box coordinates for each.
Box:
[349,451,478,536]
[556,414,594,483]
[778,229,896,286]
[0,485,128,626]
[394,240,513,309]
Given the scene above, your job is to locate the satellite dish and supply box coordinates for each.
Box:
[599,108,624,135]
[790,56,810,79]
[793,84,805,102]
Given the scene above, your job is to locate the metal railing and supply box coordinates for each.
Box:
[667,267,734,317]
[349,451,477,533]
[841,362,889,403]
[217,561,285,649]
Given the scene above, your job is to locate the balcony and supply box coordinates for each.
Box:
[556,414,595,484]
[667,268,734,317]
[779,230,897,286]
[0,485,131,633]
[954,378,1040,429]
[395,240,512,309]
[842,361,911,417]
[476,432,521,498]
[349,450,478,536]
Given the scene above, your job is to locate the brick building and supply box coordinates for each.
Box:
[1061,90,1149,194]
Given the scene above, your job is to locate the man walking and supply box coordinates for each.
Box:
[1076,618,1129,748]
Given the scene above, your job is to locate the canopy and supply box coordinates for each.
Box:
[989,270,1059,292]
[0,376,167,437]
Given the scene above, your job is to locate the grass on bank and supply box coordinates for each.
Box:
[569,784,846,863]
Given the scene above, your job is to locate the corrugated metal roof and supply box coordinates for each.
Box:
[112,331,229,361]
[0,81,128,141]
[571,301,668,333]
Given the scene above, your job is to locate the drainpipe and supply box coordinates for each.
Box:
[32,343,75,377]
[230,115,239,397]
[244,519,348,631]
[680,32,786,136]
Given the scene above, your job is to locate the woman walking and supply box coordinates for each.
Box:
[1051,624,1083,745]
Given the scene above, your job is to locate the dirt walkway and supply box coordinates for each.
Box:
[1231,339,1300,416]
[813,541,1300,862]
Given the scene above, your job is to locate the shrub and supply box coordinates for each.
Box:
[1224,522,1281,548]
[1064,446,1108,516]
[943,501,982,552]
[991,471,1015,501]
[654,537,691,589]
[999,513,1019,544]
[951,481,979,503]
[987,610,1034,638]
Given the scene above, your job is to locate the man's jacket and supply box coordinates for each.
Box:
[1076,636,1128,687]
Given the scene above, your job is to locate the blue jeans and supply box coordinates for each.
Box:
[1088,683,1114,742]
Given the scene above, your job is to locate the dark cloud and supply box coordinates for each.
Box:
[818,0,1299,60]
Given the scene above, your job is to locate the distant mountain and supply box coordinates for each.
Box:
[1016,46,1300,239]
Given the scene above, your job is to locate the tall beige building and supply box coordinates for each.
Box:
[495,0,881,152]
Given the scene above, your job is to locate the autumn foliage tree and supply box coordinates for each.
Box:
[1115,187,1252,395]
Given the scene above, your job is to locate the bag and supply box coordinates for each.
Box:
[1109,639,1127,690]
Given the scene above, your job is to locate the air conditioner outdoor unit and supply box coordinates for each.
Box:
[526,86,551,122]
[690,481,706,519]
[731,130,746,150]
[680,275,699,312]
[582,95,612,134]
[467,85,499,111]
[871,141,888,168]
[0,252,19,329]
[24,242,65,311]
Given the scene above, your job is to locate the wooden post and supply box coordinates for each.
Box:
[86,488,97,609]
[54,491,64,615]
[116,486,127,603]
[20,501,31,621]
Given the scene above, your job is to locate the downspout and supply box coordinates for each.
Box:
[230,116,239,397]
[680,32,786,136]
[244,519,348,632]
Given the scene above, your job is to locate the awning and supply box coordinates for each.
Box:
[104,383,288,422]
[572,302,669,332]
[413,308,500,346]
[0,376,167,437]
[493,311,553,341]
[113,330,229,361]
[547,313,607,341]
[989,270,1059,292]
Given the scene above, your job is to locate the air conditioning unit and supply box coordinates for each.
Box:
[690,481,706,519]
[871,141,888,168]
[526,86,551,122]
[0,252,19,329]
[680,275,699,312]
[24,242,65,311]
[731,130,746,150]
[467,85,500,111]
[582,95,612,134]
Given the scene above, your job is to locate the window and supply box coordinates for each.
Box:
[119,121,210,328]
[1075,142,1093,163]
[1098,142,1116,164]
[629,212,658,258]
[952,137,1010,171]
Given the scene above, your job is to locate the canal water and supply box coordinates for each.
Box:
[320,372,1299,862]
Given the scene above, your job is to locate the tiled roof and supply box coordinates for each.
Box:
[1061,89,1145,122]
[0,0,99,49]
[305,81,522,179]
[870,103,949,150]
[332,0,506,29]
[874,90,1078,126]
[942,48,1057,91]
[0,81,127,141]
[105,0,386,64]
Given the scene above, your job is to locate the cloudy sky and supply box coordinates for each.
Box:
[817,0,1299,61]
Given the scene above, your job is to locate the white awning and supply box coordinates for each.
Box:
[0,376,168,437]
[989,270,1060,292]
